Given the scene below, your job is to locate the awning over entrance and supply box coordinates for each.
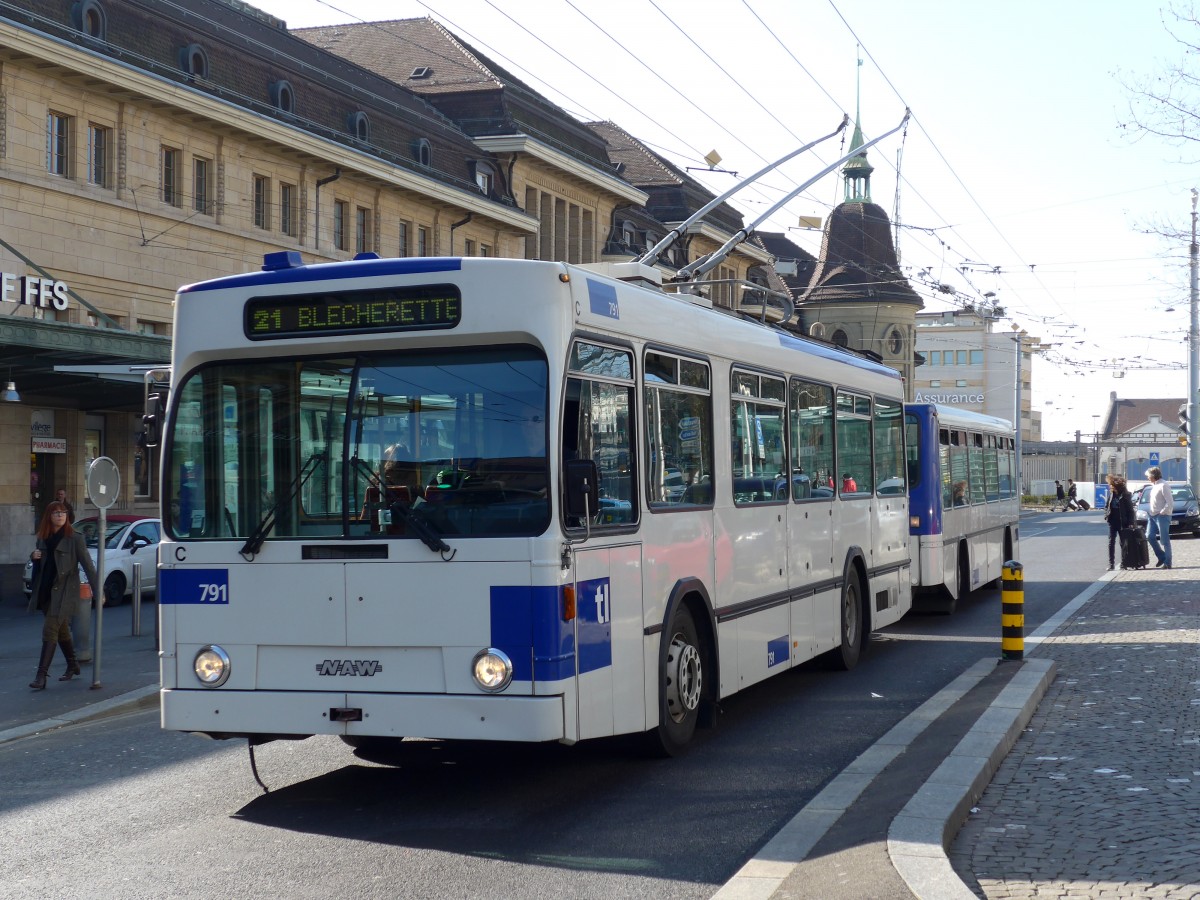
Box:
[0,316,169,411]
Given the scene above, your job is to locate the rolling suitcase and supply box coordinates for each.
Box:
[1120,526,1150,569]
[1077,498,1091,511]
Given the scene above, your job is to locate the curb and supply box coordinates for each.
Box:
[0,683,159,746]
[712,657,1000,900]
[887,657,1056,900]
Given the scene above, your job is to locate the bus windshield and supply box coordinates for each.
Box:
[164,346,550,541]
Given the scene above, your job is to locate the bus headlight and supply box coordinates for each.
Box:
[910,515,921,529]
[194,645,231,688]
[471,648,513,692]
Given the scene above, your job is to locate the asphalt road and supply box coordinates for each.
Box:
[0,511,1108,900]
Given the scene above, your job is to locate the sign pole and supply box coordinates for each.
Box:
[86,457,121,690]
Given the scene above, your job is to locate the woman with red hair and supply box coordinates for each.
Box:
[26,501,99,690]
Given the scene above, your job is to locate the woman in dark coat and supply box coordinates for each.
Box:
[27,500,100,690]
[1104,474,1136,570]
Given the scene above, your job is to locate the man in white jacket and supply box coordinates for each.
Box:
[1145,466,1173,569]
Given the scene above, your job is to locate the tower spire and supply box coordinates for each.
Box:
[843,51,873,203]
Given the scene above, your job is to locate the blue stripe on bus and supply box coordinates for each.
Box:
[160,569,229,604]
[489,581,613,683]
[180,257,463,294]
[775,332,901,379]
[586,279,620,319]
[767,635,790,668]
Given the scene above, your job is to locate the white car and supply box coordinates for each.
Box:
[24,515,160,606]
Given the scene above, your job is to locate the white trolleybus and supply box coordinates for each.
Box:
[155,116,916,757]
[904,403,1020,614]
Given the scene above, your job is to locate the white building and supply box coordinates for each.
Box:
[913,308,1043,441]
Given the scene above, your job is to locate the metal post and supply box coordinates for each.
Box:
[1012,330,1023,493]
[131,561,142,637]
[90,505,106,689]
[1189,189,1199,493]
[1001,560,1024,661]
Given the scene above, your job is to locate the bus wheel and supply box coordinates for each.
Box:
[646,606,703,757]
[831,571,864,670]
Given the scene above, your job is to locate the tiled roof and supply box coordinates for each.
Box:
[755,231,818,297]
[1105,397,1185,437]
[801,201,922,307]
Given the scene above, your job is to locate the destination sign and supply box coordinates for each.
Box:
[244,285,461,340]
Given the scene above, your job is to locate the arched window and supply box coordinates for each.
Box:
[73,0,107,40]
[412,138,432,167]
[269,80,295,114]
[180,43,209,80]
[348,111,371,142]
[831,329,849,348]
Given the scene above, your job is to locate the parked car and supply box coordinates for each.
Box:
[24,515,160,606]
[1133,482,1200,537]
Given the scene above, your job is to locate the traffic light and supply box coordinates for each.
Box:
[1180,403,1189,447]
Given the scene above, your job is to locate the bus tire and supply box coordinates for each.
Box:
[645,605,704,757]
[830,567,865,670]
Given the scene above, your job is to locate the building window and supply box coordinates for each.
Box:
[180,43,209,79]
[136,320,167,336]
[475,163,494,195]
[969,349,983,365]
[398,221,410,257]
[927,350,940,366]
[280,183,297,236]
[956,350,967,365]
[333,200,348,251]
[417,226,428,256]
[73,0,106,40]
[412,138,432,167]
[46,112,71,176]
[193,157,212,215]
[463,239,476,256]
[270,80,295,114]
[348,111,370,142]
[86,123,110,187]
[161,147,181,206]
[355,206,370,254]
[480,244,491,257]
[253,175,269,230]
[956,379,968,388]
[930,380,941,388]
[831,329,848,348]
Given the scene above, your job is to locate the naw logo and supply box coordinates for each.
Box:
[315,659,384,677]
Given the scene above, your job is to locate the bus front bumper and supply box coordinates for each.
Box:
[161,688,566,742]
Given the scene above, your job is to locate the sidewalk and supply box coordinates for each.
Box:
[0,591,160,742]
[947,537,1200,898]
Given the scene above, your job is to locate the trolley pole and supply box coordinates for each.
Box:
[1001,561,1024,661]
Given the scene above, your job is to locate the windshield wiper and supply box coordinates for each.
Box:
[239,452,326,560]
[389,497,453,556]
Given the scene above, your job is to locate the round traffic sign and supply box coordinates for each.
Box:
[86,456,121,509]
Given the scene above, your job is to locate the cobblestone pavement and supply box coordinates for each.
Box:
[949,537,1200,899]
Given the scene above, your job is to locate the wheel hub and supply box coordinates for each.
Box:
[665,635,701,723]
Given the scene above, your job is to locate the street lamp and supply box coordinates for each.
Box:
[1011,326,1024,492]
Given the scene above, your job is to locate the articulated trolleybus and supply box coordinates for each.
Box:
[905,403,1019,614]
[156,253,912,755]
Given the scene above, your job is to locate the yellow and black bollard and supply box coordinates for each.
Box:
[1001,560,1024,660]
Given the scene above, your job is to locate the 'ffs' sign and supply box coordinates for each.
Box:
[593,583,610,625]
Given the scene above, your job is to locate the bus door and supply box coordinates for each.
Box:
[570,543,644,741]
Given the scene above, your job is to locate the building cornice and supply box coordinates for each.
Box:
[474,134,647,204]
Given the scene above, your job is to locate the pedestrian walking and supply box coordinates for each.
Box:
[1054,480,1065,510]
[841,472,858,493]
[1145,466,1173,569]
[1065,478,1078,510]
[26,500,100,690]
[1104,474,1136,569]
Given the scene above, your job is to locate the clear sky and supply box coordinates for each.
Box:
[245,0,1194,441]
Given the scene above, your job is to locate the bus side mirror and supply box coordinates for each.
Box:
[142,393,162,448]
[564,459,599,520]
